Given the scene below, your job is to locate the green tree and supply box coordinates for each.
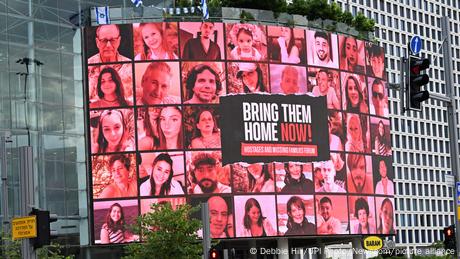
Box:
[1,233,21,259]
[221,0,285,12]
[352,12,375,32]
[286,0,309,16]
[338,11,353,25]
[123,203,202,259]
[1,232,73,259]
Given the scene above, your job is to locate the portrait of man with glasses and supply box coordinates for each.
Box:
[88,24,132,64]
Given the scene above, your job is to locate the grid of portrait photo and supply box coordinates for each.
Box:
[85,22,394,244]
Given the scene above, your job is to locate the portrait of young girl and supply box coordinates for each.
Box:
[234,195,277,237]
[93,200,138,244]
[267,26,305,64]
[226,23,267,61]
[227,62,269,94]
[133,22,178,61]
[139,152,185,197]
[137,105,184,151]
[88,64,133,105]
[231,163,275,193]
[90,109,135,154]
[371,117,391,156]
[341,72,369,114]
[345,113,370,153]
[339,35,366,74]
[90,67,132,109]
[376,197,395,234]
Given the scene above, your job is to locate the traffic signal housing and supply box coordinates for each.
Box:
[443,225,456,251]
[407,56,430,110]
[209,248,219,259]
[30,208,58,249]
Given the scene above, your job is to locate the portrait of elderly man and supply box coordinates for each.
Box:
[88,24,132,64]
[184,64,223,104]
[136,62,181,105]
[208,196,232,238]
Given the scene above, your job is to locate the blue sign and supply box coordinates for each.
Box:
[410,36,422,55]
[457,182,460,205]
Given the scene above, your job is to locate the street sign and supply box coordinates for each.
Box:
[410,36,422,55]
[11,215,37,240]
[363,236,383,251]
[457,182,460,205]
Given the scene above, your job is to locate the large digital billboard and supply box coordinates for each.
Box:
[84,22,394,244]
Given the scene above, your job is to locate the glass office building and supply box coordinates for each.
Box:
[1,0,459,258]
[0,1,173,257]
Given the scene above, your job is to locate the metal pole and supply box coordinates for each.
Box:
[19,146,35,259]
[201,202,210,259]
[440,16,460,257]
[1,134,10,257]
[400,57,406,114]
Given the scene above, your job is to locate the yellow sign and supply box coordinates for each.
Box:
[11,216,37,240]
[363,236,383,251]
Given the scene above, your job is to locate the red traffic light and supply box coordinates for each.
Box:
[445,225,455,237]
[209,248,219,259]
[410,58,430,74]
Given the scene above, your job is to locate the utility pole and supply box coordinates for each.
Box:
[439,16,460,257]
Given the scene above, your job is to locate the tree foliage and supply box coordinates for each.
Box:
[123,203,202,259]
[214,0,375,33]
[221,0,285,12]
[0,232,73,259]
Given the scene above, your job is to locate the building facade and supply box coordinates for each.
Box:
[332,0,459,250]
[0,0,459,257]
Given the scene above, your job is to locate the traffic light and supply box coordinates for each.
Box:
[443,225,456,251]
[406,56,430,110]
[209,248,219,259]
[30,208,58,249]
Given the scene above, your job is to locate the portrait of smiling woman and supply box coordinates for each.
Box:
[343,74,368,114]
[284,196,316,236]
[97,154,137,199]
[90,67,131,109]
[91,109,134,154]
[238,198,276,237]
[140,153,184,197]
[99,202,137,244]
